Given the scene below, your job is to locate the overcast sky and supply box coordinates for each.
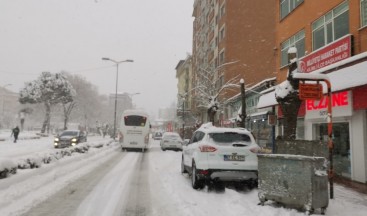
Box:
[0,0,193,117]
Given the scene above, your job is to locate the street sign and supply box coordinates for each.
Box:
[299,83,323,100]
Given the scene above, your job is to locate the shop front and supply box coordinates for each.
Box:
[304,89,367,183]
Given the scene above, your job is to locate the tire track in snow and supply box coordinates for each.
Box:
[120,152,152,216]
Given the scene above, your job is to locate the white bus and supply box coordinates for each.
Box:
[119,109,151,152]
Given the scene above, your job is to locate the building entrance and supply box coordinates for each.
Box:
[314,122,351,178]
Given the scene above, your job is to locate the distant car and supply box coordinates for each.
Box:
[153,131,163,140]
[54,130,87,148]
[181,123,260,190]
[160,132,183,151]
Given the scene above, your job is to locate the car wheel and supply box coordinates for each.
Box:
[181,157,187,174]
[191,162,204,189]
[162,148,166,151]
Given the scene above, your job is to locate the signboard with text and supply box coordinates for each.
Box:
[305,91,352,119]
[299,83,323,100]
[299,35,351,73]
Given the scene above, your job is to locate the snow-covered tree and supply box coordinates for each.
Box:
[193,62,240,123]
[275,47,302,140]
[19,72,75,133]
[63,73,108,129]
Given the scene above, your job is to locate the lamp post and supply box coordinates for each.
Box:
[182,97,185,139]
[240,79,246,128]
[102,58,134,140]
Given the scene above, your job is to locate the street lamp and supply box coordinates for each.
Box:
[102,58,134,140]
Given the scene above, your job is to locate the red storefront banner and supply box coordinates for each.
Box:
[299,35,351,73]
[353,85,367,110]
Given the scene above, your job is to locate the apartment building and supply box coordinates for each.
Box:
[191,0,276,122]
[258,0,367,183]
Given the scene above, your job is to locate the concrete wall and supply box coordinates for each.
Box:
[351,110,367,183]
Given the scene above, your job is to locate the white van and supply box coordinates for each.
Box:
[119,109,151,152]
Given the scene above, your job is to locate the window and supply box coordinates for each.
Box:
[312,1,349,51]
[124,115,147,127]
[209,132,251,144]
[219,50,225,64]
[219,26,225,41]
[280,30,305,67]
[280,0,303,19]
[220,4,225,17]
[361,0,367,27]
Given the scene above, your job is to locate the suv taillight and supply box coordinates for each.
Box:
[199,145,217,152]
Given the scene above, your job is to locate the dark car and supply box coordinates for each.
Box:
[153,131,163,140]
[54,130,87,148]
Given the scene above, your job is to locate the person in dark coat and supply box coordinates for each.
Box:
[11,126,20,143]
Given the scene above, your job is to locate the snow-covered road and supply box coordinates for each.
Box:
[1,136,367,216]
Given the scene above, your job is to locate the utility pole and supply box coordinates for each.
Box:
[240,79,246,128]
[182,99,185,139]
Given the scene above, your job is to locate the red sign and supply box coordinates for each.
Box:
[299,83,323,100]
[299,35,351,73]
[306,91,349,111]
[166,122,173,132]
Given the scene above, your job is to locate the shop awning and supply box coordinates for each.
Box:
[257,91,277,109]
[257,54,367,109]
[319,60,367,93]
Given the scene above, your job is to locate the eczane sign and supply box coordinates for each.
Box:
[305,91,352,119]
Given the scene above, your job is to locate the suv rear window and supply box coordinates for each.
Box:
[209,132,251,143]
[124,115,147,127]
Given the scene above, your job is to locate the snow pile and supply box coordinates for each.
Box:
[0,140,114,179]
[0,131,40,141]
[275,80,294,99]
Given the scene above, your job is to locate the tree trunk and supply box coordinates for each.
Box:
[207,108,216,123]
[278,92,302,140]
[41,103,51,134]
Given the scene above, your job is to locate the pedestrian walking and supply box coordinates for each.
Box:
[11,126,20,143]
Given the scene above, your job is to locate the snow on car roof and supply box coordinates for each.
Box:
[198,122,250,134]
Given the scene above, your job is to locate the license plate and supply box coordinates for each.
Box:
[224,155,245,161]
[130,141,138,145]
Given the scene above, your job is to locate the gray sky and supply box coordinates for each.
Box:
[0,0,193,117]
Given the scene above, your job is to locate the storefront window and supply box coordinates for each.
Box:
[296,118,304,140]
[314,122,351,178]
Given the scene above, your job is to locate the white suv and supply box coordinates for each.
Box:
[181,123,260,190]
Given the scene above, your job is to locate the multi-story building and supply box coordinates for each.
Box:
[191,0,276,122]
[0,86,19,129]
[175,55,196,138]
[108,92,134,126]
[258,0,367,183]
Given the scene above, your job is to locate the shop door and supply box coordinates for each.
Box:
[315,122,351,178]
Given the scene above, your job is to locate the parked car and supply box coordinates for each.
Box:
[153,131,163,140]
[160,132,183,151]
[181,123,260,190]
[54,130,87,148]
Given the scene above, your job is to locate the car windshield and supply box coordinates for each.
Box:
[208,132,251,144]
[60,131,78,136]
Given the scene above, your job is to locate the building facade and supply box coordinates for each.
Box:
[191,0,276,122]
[257,0,367,183]
[108,92,134,127]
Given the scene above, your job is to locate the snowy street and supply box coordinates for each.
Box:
[1,136,367,216]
